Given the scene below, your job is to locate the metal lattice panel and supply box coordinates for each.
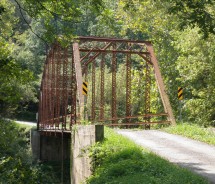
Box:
[38,36,176,131]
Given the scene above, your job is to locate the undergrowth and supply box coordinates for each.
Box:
[87,128,209,184]
[163,123,215,145]
[0,118,61,184]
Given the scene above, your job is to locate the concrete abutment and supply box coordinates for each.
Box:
[31,125,104,184]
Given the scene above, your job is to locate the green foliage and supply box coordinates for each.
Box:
[87,128,209,183]
[15,0,104,43]
[1,0,215,125]
[0,37,36,115]
[172,27,215,125]
[0,0,41,116]
[0,0,17,38]
[163,122,215,145]
[15,111,37,122]
[165,0,215,38]
[0,118,60,183]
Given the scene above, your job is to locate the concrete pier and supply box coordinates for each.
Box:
[31,125,104,184]
[71,125,104,184]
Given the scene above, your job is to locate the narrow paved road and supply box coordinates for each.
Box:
[116,129,215,184]
[15,120,37,126]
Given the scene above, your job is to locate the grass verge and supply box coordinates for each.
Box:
[86,128,209,184]
[163,123,215,145]
[15,121,36,130]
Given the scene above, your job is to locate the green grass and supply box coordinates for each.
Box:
[163,123,215,145]
[15,122,36,130]
[0,118,62,184]
[86,128,209,184]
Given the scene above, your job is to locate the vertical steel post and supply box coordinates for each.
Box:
[55,44,61,129]
[144,59,151,129]
[70,47,76,128]
[44,61,49,129]
[91,61,96,121]
[62,48,68,130]
[50,46,55,128]
[84,65,88,121]
[126,52,131,124]
[100,53,105,120]
[112,44,117,123]
[48,52,52,128]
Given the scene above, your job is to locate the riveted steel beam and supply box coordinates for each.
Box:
[78,36,151,44]
[144,57,151,129]
[112,44,117,123]
[91,60,96,121]
[126,52,131,124]
[145,43,176,125]
[100,53,105,120]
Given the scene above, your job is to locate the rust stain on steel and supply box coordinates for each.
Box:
[80,42,112,63]
[62,48,68,129]
[82,42,112,73]
[137,53,153,65]
[144,57,151,129]
[55,44,61,129]
[112,43,117,123]
[79,49,149,55]
[70,47,76,127]
[91,60,96,121]
[105,121,170,126]
[97,113,168,122]
[50,45,55,127]
[126,51,131,124]
[100,53,105,120]
[78,36,151,44]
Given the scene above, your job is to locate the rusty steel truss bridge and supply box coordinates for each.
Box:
[38,36,176,131]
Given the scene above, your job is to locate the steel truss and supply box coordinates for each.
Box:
[38,36,176,131]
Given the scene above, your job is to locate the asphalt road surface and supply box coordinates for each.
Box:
[116,129,215,184]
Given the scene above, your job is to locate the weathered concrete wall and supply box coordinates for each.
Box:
[71,125,104,184]
[31,125,104,184]
[31,130,71,161]
[30,130,40,161]
[40,133,71,161]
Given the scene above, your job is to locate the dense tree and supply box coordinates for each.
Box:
[0,118,60,183]
[0,0,35,116]
[0,0,214,125]
[13,0,104,44]
[163,0,215,38]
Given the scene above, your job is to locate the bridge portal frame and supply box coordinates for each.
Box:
[38,36,176,131]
